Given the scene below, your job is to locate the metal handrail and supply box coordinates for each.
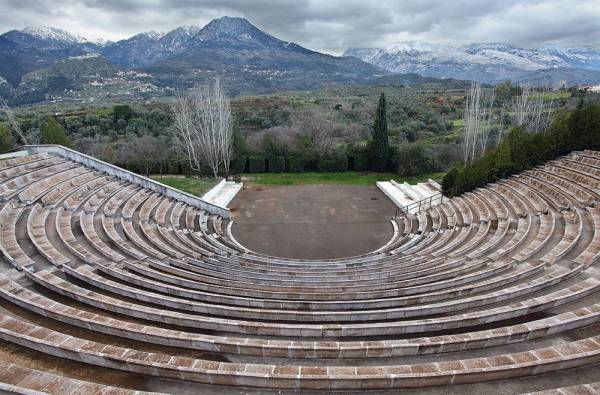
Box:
[401,192,445,213]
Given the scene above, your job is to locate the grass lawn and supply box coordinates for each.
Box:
[150,175,220,196]
[241,172,446,187]
[151,172,446,193]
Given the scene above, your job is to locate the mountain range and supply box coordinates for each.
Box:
[0,17,599,105]
[344,41,600,85]
[0,17,387,104]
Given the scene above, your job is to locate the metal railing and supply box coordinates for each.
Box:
[401,192,445,214]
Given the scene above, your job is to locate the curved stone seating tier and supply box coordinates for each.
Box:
[27,204,69,267]
[0,360,152,394]
[103,184,139,217]
[1,150,600,391]
[40,170,101,207]
[3,310,600,390]
[93,257,517,310]
[3,271,600,362]
[62,176,114,211]
[500,179,550,214]
[0,152,48,171]
[66,259,544,314]
[0,153,54,182]
[0,159,73,201]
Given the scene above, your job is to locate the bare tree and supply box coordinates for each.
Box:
[462,82,495,164]
[171,78,232,178]
[509,85,553,134]
[0,97,28,145]
[289,109,337,156]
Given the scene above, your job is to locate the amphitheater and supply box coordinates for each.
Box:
[1,144,600,394]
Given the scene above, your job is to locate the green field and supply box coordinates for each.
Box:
[242,172,445,187]
[151,172,445,195]
[151,176,219,196]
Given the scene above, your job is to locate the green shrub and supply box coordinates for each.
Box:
[394,143,432,176]
[288,156,306,173]
[248,156,266,173]
[268,156,286,173]
[41,117,72,147]
[113,104,134,122]
[230,157,247,174]
[442,104,600,197]
[352,152,370,172]
[318,155,348,172]
[0,124,13,154]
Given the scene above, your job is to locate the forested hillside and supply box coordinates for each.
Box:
[1,82,583,179]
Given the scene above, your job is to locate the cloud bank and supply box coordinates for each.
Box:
[0,0,598,54]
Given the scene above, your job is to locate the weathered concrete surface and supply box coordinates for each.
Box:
[202,179,243,208]
[23,145,229,217]
[230,184,396,259]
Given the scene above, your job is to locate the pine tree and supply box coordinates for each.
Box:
[371,92,390,171]
[41,117,72,147]
[0,124,13,153]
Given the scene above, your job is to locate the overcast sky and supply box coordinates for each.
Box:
[1,0,599,54]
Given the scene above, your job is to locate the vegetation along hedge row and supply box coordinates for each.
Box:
[442,104,600,197]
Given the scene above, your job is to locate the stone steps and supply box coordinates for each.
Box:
[1,149,600,391]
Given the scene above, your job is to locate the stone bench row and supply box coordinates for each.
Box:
[2,271,600,361]
[0,360,153,394]
[24,263,599,338]
[3,311,600,390]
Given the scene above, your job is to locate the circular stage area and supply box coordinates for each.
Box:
[230,184,397,259]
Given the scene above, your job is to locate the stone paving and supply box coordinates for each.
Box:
[230,184,397,259]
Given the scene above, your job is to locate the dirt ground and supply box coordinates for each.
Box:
[229,184,398,259]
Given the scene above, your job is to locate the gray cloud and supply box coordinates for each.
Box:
[0,0,598,53]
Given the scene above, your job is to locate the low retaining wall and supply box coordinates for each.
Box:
[201,178,227,202]
[24,145,229,218]
[0,150,29,160]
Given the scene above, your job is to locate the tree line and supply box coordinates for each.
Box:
[1,87,460,178]
[442,102,600,197]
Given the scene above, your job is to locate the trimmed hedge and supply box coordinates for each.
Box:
[318,155,348,172]
[230,157,247,174]
[268,156,286,173]
[288,156,306,173]
[248,156,266,173]
[352,152,370,172]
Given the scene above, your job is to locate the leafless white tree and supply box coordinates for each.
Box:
[216,80,233,176]
[0,97,28,145]
[462,82,495,164]
[509,85,553,134]
[171,78,232,178]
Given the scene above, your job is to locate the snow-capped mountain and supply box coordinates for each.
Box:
[101,31,167,68]
[0,25,106,85]
[538,45,600,70]
[99,26,206,68]
[139,16,379,93]
[344,41,600,83]
[0,16,382,102]
[159,26,200,50]
[21,25,88,44]
[99,17,313,69]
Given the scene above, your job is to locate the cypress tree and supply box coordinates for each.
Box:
[0,124,13,154]
[41,117,72,147]
[371,92,390,171]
